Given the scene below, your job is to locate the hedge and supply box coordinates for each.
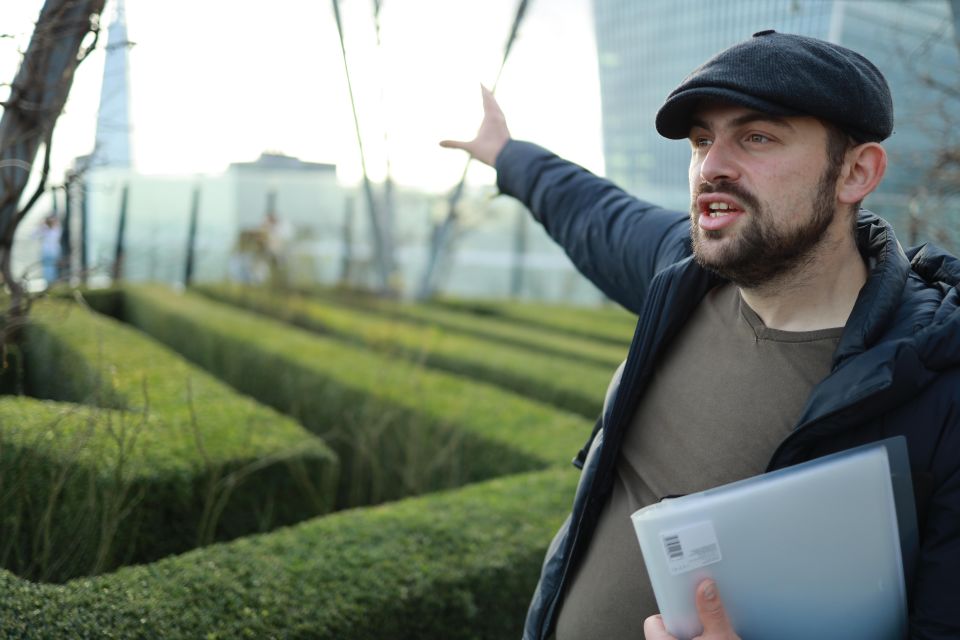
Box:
[5,301,338,582]
[101,286,591,509]
[430,296,637,346]
[0,467,577,639]
[191,284,617,419]
[290,285,636,346]
[201,285,628,368]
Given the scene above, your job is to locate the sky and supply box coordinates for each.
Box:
[1,0,605,193]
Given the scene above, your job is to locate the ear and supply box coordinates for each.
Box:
[837,143,887,205]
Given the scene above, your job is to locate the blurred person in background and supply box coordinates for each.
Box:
[35,213,62,287]
[261,210,293,287]
[442,30,960,640]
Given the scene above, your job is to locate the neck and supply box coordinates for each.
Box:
[738,227,868,332]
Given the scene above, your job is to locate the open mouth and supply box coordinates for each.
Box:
[695,195,745,231]
[704,201,743,217]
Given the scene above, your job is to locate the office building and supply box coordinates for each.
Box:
[592,0,960,247]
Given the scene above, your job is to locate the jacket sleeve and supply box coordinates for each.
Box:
[495,140,691,314]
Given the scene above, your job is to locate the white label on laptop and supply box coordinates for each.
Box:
[660,521,722,575]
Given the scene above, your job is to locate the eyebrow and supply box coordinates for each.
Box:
[689,112,796,133]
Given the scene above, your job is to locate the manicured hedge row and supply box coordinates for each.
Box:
[7,302,337,581]
[291,286,635,346]
[0,467,577,639]
[266,284,635,368]
[431,296,637,346]
[387,299,628,366]
[105,286,591,508]
[191,284,616,419]
[0,397,152,582]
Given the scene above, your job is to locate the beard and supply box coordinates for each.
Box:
[689,164,840,289]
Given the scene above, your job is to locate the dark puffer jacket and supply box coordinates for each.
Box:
[494,141,960,640]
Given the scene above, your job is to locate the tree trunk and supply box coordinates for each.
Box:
[0,0,105,339]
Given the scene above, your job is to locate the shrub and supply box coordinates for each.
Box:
[191,284,617,418]
[430,295,637,346]
[111,286,591,508]
[198,284,628,368]
[4,301,337,581]
[0,467,577,639]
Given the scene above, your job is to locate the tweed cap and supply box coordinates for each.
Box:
[655,30,893,142]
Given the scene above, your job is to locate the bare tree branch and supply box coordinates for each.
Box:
[0,0,106,343]
[77,13,101,63]
[10,129,54,235]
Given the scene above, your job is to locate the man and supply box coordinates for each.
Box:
[441,31,960,640]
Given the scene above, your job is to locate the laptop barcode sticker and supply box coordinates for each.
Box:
[660,521,722,575]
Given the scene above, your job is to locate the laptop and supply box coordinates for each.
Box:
[630,437,917,640]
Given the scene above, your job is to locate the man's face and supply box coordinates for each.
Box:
[687,103,846,288]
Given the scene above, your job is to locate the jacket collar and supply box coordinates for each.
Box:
[832,211,912,367]
[768,213,960,466]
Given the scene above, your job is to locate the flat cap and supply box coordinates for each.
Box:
[655,30,893,142]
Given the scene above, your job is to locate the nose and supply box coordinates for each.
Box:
[696,138,741,184]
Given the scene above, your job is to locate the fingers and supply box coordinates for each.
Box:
[644,581,737,640]
[480,85,509,131]
[643,614,677,640]
[694,579,736,638]
[438,84,510,167]
[480,84,504,118]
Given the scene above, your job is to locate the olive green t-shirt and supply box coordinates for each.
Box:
[555,283,843,640]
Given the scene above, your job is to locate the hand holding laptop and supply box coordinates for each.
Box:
[643,579,741,640]
[630,438,914,640]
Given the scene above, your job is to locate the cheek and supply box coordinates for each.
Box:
[770,165,824,207]
[688,159,701,192]
[756,155,820,189]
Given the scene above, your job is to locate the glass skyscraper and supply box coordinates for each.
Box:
[592,0,960,248]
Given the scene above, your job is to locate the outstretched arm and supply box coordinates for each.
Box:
[440,86,690,313]
[439,85,511,168]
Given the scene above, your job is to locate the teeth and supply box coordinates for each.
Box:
[706,201,735,218]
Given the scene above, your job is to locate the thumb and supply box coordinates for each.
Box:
[439,139,470,151]
[695,579,734,637]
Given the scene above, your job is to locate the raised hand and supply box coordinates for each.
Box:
[439,85,512,168]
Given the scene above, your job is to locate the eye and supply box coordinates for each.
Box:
[692,136,713,148]
[746,133,771,144]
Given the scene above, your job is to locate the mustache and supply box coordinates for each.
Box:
[692,181,761,213]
